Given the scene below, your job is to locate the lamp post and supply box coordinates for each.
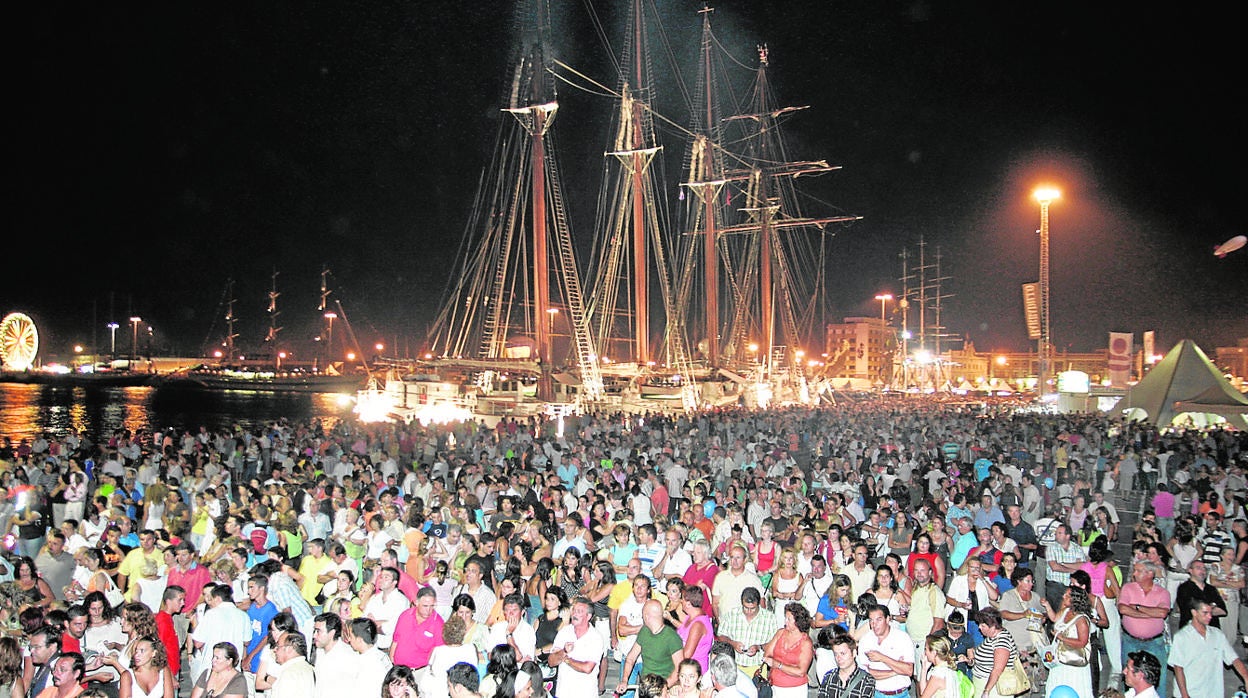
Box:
[874,293,893,325]
[1033,187,1059,397]
[323,311,337,363]
[874,294,892,386]
[107,322,119,360]
[128,317,142,365]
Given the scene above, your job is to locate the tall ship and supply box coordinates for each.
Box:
[163,269,367,394]
[357,0,858,424]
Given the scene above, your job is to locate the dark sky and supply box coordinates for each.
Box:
[9,1,1246,363]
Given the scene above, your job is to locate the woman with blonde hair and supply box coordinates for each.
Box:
[919,634,960,698]
[752,521,780,585]
[769,548,806,623]
[946,556,999,643]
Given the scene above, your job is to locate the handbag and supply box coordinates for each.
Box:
[995,654,1031,696]
[1056,612,1091,667]
[752,663,773,698]
[1040,613,1090,668]
[1057,637,1090,667]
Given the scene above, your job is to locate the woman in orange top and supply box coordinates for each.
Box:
[763,602,814,698]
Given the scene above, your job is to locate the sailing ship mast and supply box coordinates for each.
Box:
[588,0,693,384]
[680,5,728,368]
[266,269,282,367]
[708,43,860,386]
[425,0,601,403]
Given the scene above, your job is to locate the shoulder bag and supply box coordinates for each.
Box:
[995,653,1031,696]
[752,663,773,698]
[1040,613,1090,668]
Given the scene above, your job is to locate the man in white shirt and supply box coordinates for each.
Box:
[272,632,316,698]
[1122,649,1161,698]
[856,605,913,696]
[363,567,410,649]
[1168,599,1248,698]
[650,527,692,589]
[312,613,357,698]
[486,593,538,662]
[191,584,252,682]
[549,597,606,698]
[801,556,833,615]
[612,573,651,663]
[346,618,393,697]
[552,518,590,561]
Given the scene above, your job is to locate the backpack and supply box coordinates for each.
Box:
[954,669,975,698]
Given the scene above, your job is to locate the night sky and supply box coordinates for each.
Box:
[9,1,1246,363]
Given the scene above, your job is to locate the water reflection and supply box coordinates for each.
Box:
[0,383,353,443]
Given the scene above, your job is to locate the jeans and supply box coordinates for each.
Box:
[20,535,45,559]
[1121,632,1169,698]
[1155,517,1175,544]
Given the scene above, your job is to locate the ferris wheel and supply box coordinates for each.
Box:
[0,312,39,370]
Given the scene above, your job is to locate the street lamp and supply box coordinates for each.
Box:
[1033,187,1060,397]
[323,311,337,361]
[874,294,893,386]
[874,293,893,325]
[107,322,119,359]
[129,317,142,365]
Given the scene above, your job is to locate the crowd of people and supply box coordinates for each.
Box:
[0,398,1246,698]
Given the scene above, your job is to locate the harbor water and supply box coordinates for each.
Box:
[0,381,356,444]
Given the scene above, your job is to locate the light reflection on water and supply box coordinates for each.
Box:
[0,383,353,443]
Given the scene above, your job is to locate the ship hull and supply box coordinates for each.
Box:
[159,372,365,394]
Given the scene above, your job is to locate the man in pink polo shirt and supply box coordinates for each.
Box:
[390,586,444,669]
[1118,559,1172,698]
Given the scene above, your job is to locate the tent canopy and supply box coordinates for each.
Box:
[1120,339,1248,429]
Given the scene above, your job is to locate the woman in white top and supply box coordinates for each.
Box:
[119,636,175,698]
[945,558,999,641]
[919,634,960,698]
[419,615,479,698]
[365,514,396,561]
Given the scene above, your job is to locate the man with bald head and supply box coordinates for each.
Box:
[616,599,684,693]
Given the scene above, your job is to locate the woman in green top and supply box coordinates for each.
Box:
[276,510,304,559]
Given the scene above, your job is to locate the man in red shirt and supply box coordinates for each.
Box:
[649,472,669,518]
[61,606,88,654]
[155,586,187,681]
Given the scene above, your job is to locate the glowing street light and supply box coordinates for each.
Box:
[129,317,142,364]
[1033,186,1060,396]
[107,322,119,359]
[874,293,893,325]
[323,311,337,363]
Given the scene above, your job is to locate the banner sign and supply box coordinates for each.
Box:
[1108,332,1133,387]
[1022,283,1041,340]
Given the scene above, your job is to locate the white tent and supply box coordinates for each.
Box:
[1119,339,1248,429]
